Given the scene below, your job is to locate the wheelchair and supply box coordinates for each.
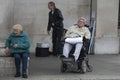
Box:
[60,28,93,73]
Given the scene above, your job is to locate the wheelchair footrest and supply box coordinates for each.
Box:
[61,58,74,62]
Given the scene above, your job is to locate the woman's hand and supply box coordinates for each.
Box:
[5,47,10,55]
[14,44,18,48]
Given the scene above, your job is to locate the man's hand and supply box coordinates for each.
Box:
[52,23,54,26]
[47,31,50,35]
[14,44,18,48]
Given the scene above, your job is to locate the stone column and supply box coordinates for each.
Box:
[94,0,119,54]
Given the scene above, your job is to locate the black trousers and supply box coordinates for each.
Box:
[52,29,63,55]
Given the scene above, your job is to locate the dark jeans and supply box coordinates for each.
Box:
[14,53,29,74]
[52,29,63,55]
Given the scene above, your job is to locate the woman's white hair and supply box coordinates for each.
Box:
[12,24,23,31]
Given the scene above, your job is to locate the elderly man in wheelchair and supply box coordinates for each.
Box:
[60,17,91,73]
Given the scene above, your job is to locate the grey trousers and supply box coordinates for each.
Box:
[63,42,83,61]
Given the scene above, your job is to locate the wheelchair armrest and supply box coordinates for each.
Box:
[83,37,90,52]
[83,37,90,44]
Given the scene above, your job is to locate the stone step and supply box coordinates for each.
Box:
[1,75,120,80]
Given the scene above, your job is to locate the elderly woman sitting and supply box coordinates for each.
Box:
[62,18,91,62]
[5,24,30,78]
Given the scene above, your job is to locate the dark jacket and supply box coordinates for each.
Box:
[47,8,64,31]
[5,31,30,54]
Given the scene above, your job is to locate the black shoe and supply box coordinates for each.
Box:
[22,74,28,78]
[14,73,21,77]
[60,55,65,59]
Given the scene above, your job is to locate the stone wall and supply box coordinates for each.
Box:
[13,0,90,52]
[0,0,90,53]
[0,0,14,42]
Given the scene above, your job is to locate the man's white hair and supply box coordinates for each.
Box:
[12,24,23,31]
[79,17,87,22]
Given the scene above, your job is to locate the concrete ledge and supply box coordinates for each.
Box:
[0,57,15,77]
[0,56,29,77]
[0,44,15,77]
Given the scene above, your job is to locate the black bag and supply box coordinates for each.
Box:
[35,47,49,57]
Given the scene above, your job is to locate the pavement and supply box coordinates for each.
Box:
[0,54,120,80]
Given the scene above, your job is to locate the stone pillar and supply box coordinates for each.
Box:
[94,0,119,54]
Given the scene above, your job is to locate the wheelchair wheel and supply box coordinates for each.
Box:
[87,64,93,72]
[61,62,67,72]
[81,60,87,73]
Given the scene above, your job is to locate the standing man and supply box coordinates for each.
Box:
[47,1,64,56]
